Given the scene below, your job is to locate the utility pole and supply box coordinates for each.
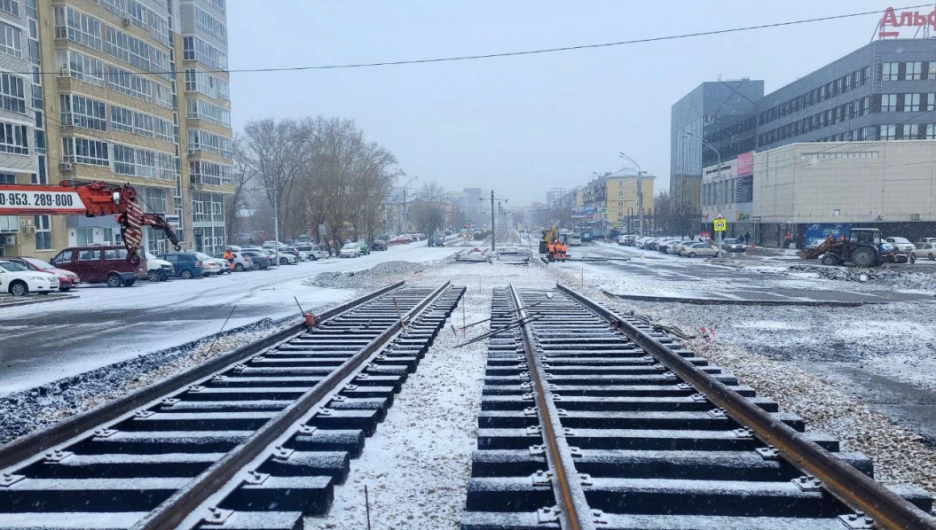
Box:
[619,153,646,237]
[491,189,496,252]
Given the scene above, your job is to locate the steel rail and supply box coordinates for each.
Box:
[132,281,452,530]
[0,281,405,471]
[556,282,936,530]
[508,284,592,530]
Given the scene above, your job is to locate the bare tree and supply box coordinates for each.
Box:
[408,181,447,236]
[224,134,254,242]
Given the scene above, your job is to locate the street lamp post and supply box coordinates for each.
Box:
[619,153,646,237]
[683,132,722,260]
[401,176,418,234]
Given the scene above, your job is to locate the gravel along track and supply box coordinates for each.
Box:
[462,285,935,530]
[0,316,301,446]
[0,284,464,529]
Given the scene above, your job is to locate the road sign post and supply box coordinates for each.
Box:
[713,215,726,261]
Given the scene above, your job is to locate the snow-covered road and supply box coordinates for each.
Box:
[0,242,455,395]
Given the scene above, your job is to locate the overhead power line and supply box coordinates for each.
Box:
[19,4,933,77]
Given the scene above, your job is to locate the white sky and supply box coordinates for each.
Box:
[227,0,905,203]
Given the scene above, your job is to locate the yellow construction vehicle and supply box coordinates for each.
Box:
[539,226,558,254]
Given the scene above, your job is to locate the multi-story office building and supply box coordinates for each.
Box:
[670,79,764,216]
[675,38,936,228]
[0,0,233,259]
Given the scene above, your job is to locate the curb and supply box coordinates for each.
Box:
[0,294,77,308]
[601,290,872,307]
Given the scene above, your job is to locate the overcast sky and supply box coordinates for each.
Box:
[228,0,904,204]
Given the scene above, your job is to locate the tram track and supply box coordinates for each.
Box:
[463,283,936,530]
[0,281,464,530]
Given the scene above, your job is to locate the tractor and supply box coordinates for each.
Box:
[799,228,911,267]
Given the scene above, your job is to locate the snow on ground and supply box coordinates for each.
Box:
[307,261,557,530]
[0,242,456,395]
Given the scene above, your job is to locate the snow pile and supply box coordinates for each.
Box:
[303,261,430,289]
[788,264,936,292]
[0,316,295,445]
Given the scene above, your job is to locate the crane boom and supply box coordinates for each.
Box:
[0,181,182,264]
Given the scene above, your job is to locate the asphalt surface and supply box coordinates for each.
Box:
[576,242,934,304]
[0,243,456,394]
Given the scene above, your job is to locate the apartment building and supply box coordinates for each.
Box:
[0,0,233,259]
[179,0,232,255]
[581,170,655,233]
[0,0,44,253]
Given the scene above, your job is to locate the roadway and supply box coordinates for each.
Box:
[0,242,455,395]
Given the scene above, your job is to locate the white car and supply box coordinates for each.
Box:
[269,250,297,265]
[195,252,228,275]
[914,242,936,261]
[884,237,914,253]
[568,235,582,246]
[0,259,59,295]
[144,252,173,282]
[339,242,361,258]
[679,242,719,258]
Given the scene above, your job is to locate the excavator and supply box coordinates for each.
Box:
[0,181,181,265]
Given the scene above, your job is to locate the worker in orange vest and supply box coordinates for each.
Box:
[557,240,568,261]
[546,240,556,261]
[223,248,235,270]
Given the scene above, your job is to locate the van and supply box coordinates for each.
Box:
[50,246,147,287]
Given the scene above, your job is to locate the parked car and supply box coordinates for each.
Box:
[669,241,694,255]
[275,250,298,265]
[656,239,680,253]
[917,237,936,244]
[6,257,80,291]
[390,235,413,245]
[195,252,227,275]
[884,237,915,253]
[144,252,173,282]
[358,241,370,255]
[914,242,936,261]
[721,238,746,252]
[340,242,361,258]
[50,246,146,287]
[157,252,205,279]
[568,235,582,246]
[283,247,308,261]
[617,235,636,246]
[414,233,427,241]
[214,251,254,272]
[428,234,445,247]
[680,242,719,258]
[371,239,388,251]
[241,251,272,269]
[0,259,59,295]
[262,241,282,249]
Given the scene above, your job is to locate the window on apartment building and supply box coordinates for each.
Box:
[906,61,923,80]
[0,21,21,58]
[880,124,897,140]
[859,96,870,116]
[881,62,900,81]
[111,106,134,133]
[881,94,898,112]
[904,124,920,139]
[55,7,103,52]
[63,137,108,166]
[58,50,106,87]
[195,6,226,42]
[0,74,25,114]
[61,94,107,131]
[0,122,27,155]
[926,124,936,139]
[34,215,51,250]
[0,0,18,16]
